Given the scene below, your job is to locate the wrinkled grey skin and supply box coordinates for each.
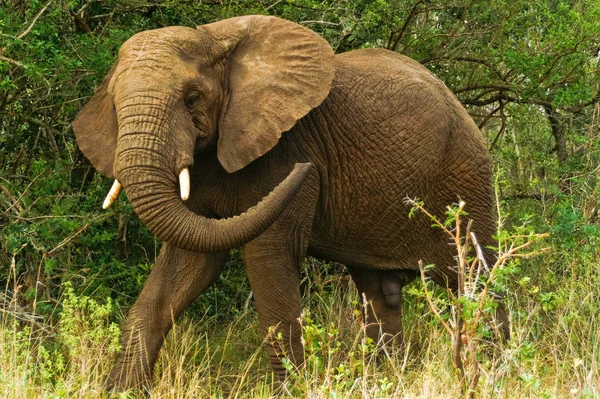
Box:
[73,16,508,392]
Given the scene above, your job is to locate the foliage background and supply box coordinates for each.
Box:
[0,0,599,397]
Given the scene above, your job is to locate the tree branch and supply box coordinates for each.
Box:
[17,1,53,40]
[388,0,423,52]
[0,55,27,69]
[544,104,569,165]
[489,101,507,151]
[462,93,552,108]
[478,102,502,130]
[454,83,513,95]
[1,1,53,54]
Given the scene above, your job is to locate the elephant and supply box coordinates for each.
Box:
[72,15,508,391]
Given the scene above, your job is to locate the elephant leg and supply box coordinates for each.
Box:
[106,245,228,392]
[348,268,417,349]
[242,181,317,379]
[243,241,305,379]
[493,294,511,341]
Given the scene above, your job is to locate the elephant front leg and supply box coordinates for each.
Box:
[242,178,318,379]
[243,243,305,379]
[105,246,228,392]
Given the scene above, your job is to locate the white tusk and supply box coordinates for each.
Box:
[179,168,190,201]
[102,180,122,209]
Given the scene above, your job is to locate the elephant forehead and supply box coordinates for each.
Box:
[112,28,203,92]
[117,27,205,70]
[121,26,201,55]
[111,61,187,95]
[114,55,188,78]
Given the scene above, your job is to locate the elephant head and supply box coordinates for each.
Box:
[73,16,335,252]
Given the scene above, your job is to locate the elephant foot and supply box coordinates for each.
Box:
[371,333,406,365]
[270,375,296,397]
[266,352,298,382]
[104,361,152,395]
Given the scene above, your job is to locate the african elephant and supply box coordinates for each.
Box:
[73,15,507,391]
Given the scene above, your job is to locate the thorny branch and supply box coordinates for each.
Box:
[407,197,548,397]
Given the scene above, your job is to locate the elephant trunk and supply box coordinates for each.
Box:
[114,131,310,253]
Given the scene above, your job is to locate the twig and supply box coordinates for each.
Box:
[0,183,24,213]
[14,214,85,221]
[418,260,453,336]
[388,0,424,52]
[265,0,284,10]
[404,197,454,237]
[470,232,487,293]
[0,1,53,54]
[0,55,27,69]
[478,103,503,130]
[489,100,507,151]
[299,20,340,26]
[46,223,90,257]
[17,1,53,40]
[3,171,46,215]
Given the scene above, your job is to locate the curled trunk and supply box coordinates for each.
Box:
[116,139,311,253]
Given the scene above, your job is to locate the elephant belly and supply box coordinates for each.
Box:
[308,192,455,277]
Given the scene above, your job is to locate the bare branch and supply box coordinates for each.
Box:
[478,103,502,130]
[46,223,90,257]
[0,183,24,214]
[418,260,453,336]
[299,21,340,26]
[17,1,53,41]
[0,55,27,69]
[388,0,423,52]
[462,93,552,108]
[3,171,46,215]
[489,101,507,151]
[454,84,513,95]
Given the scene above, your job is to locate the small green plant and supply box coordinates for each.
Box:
[0,279,122,397]
[59,284,121,358]
[406,198,548,398]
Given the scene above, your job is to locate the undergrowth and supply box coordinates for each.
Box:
[1,244,599,398]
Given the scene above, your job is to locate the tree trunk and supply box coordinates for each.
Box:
[544,105,568,166]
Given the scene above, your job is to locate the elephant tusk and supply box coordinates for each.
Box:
[102,180,122,209]
[179,168,190,201]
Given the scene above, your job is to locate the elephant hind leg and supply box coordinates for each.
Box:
[492,294,511,341]
[348,268,417,349]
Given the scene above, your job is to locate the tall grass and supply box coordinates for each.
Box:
[1,252,599,398]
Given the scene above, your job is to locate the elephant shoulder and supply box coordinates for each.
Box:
[335,48,421,69]
[332,49,465,124]
[333,49,446,91]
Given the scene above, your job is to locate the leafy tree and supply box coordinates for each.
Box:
[0,0,598,321]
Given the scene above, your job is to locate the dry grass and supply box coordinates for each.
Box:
[0,263,599,399]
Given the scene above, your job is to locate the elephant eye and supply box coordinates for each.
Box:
[185,91,202,109]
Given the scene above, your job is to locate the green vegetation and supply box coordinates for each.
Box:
[1,1,599,397]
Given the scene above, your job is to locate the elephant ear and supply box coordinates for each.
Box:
[200,16,335,173]
[72,64,118,179]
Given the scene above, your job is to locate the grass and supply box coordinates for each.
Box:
[1,255,599,399]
